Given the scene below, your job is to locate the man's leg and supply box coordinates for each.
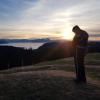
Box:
[76,47,86,82]
[74,48,78,80]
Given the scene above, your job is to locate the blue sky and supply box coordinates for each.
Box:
[0,0,100,40]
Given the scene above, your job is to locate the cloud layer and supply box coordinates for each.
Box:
[0,0,100,39]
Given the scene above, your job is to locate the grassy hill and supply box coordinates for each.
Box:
[0,53,100,100]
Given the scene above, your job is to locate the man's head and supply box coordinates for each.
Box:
[72,25,80,34]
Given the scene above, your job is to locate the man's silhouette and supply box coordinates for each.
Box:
[72,25,89,83]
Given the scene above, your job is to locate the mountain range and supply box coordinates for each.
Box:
[0,38,51,44]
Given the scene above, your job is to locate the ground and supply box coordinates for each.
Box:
[0,53,100,100]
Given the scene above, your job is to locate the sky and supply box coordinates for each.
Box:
[0,0,100,40]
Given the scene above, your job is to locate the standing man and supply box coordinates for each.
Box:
[72,25,89,83]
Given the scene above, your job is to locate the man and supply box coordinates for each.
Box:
[72,25,89,83]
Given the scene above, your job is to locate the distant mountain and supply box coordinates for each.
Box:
[0,40,100,70]
[0,38,51,44]
[0,39,9,44]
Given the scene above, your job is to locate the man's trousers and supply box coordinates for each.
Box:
[74,46,87,82]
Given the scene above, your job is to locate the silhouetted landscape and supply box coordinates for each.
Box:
[0,40,100,70]
[0,41,100,100]
[0,0,100,99]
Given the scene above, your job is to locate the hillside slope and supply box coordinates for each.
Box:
[0,70,100,100]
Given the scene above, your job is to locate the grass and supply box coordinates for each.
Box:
[34,53,100,79]
[0,71,100,100]
[0,53,100,79]
[0,53,100,100]
[86,68,100,80]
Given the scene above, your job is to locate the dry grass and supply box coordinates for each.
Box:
[0,71,100,100]
[0,53,100,100]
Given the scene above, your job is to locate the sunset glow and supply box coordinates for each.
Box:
[62,28,74,40]
[0,0,100,40]
[63,32,74,40]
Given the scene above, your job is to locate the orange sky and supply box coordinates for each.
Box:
[0,0,100,40]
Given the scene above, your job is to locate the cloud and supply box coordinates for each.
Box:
[0,0,100,39]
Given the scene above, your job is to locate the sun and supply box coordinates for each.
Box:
[62,29,74,40]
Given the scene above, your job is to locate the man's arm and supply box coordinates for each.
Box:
[73,35,80,46]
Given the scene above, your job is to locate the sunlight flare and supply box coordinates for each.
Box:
[62,28,74,40]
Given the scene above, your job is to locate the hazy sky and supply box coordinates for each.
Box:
[0,0,100,40]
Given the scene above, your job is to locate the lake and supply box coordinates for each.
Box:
[0,42,44,49]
